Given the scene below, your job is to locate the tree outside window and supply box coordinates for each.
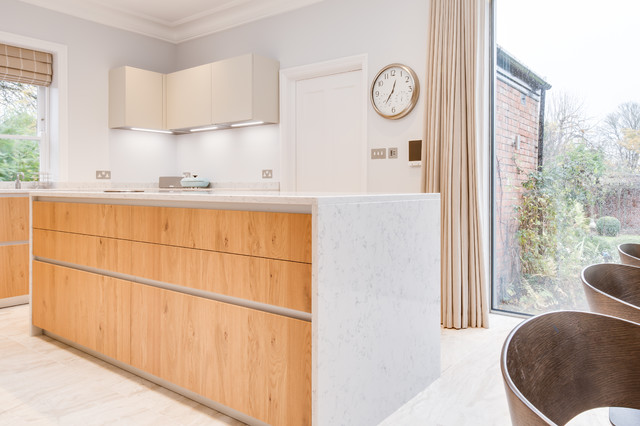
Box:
[0,80,41,181]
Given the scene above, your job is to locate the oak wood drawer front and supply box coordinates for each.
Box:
[0,197,28,242]
[32,262,131,364]
[130,240,312,312]
[33,229,311,312]
[130,283,311,426]
[0,244,28,298]
[130,205,312,263]
[33,202,312,263]
[33,229,133,275]
[33,201,131,239]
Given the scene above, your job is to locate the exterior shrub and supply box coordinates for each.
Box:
[596,216,621,237]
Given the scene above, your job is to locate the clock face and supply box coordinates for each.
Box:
[371,64,419,119]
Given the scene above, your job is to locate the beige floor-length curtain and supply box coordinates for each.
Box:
[422,0,490,328]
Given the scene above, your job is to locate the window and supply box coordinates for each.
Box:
[492,1,640,315]
[0,80,48,182]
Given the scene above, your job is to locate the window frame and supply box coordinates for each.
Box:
[489,0,531,318]
[0,83,49,182]
[0,30,68,182]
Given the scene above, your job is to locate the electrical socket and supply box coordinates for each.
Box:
[371,148,386,159]
[388,147,398,159]
[96,170,111,179]
[262,169,273,179]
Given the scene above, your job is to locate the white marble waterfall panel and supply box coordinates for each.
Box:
[313,195,441,426]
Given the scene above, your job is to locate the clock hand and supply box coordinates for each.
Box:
[385,80,396,104]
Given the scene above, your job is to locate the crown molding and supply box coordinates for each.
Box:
[19,0,323,44]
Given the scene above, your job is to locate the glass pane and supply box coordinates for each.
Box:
[0,81,38,137]
[0,138,40,181]
[493,1,640,315]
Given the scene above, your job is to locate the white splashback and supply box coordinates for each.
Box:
[109,130,178,183]
[175,124,280,183]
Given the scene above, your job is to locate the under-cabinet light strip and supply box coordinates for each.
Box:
[130,127,173,134]
[230,121,264,128]
[190,126,219,132]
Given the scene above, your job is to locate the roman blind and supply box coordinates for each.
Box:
[0,43,52,86]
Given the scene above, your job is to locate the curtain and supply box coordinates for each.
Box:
[423,0,490,328]
[0,43,53,86]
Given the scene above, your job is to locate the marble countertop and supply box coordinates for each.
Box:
[28,188,437,206]
[0,189,30,195]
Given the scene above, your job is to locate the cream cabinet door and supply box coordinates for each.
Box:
[109,66,164,130]
[166,63,212,130]
[212,54,279,125]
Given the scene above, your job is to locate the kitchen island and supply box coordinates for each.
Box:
[29,190,440,426]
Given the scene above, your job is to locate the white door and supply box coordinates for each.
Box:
[295,70,365,192]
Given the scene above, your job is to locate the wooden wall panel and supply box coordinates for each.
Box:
[33,229,132,275]
[33,201,131,239]
[0,244,28,298]
[0,197,28,242]
[32,262,131,363]
[130,284,311,426]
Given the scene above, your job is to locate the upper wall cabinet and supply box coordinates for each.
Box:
[111,54,279,133]
[109,66,165,130]
[166,63,213,131]
[212,54,279,125]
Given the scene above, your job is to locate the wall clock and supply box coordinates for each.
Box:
[370,63,420,120]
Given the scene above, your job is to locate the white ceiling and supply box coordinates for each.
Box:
[20,0,323,44]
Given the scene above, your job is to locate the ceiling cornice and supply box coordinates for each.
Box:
[19,0,323,44]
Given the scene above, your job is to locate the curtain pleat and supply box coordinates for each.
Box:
[0,43,53,86]
[423,0,489,329]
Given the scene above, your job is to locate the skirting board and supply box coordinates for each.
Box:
[42,330,270,426]
[0,295,29,309]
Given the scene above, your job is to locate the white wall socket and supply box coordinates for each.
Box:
[96,170,111,179]
[262,169,273,179]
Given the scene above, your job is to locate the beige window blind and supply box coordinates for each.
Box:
[0,43,52,86]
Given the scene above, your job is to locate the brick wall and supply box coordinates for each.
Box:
[494,77,541,293]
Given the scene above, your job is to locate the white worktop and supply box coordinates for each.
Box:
[0,189,30,195]
[29,188,435,204]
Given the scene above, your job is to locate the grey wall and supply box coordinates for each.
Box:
[1,0,430,190]
[175,0,430,192]
[1,0,178,182]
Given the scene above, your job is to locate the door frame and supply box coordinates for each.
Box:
[279,54,368,192]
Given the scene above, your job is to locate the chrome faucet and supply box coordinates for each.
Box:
[15,172,24,189]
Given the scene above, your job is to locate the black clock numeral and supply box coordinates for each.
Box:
[391,70,396,77]
[405,76,410,83]
[375,90,380,97]
[384,73,389,79]
[378,80,383,87]
[392,107,396,114]
[408,86,413,92]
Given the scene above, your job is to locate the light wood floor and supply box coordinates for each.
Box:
[0,304,243,425]
[382,313,609,425]
[0,305,609,425]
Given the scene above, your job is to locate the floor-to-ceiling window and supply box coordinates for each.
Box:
[492,0,640,315]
